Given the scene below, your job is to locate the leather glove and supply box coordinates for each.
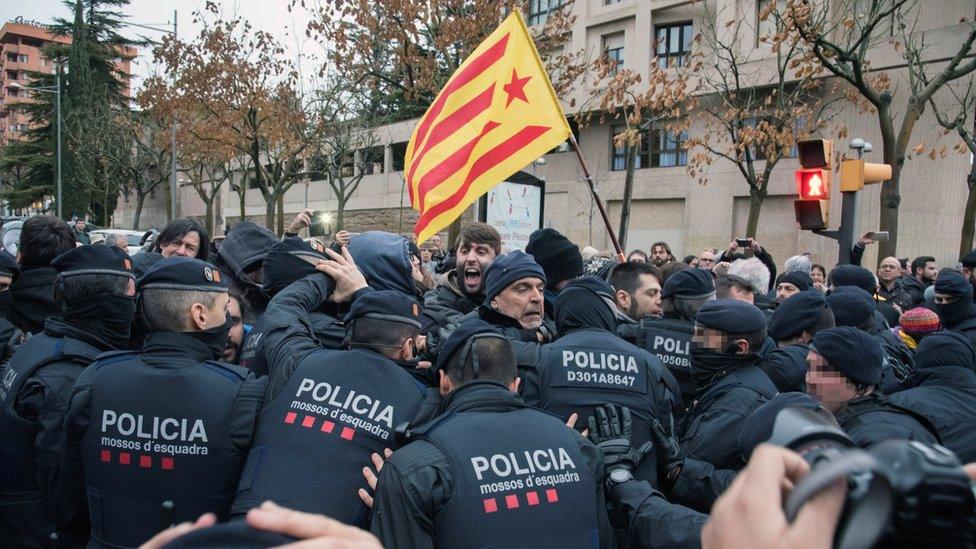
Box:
[650,419,684,492]
[586,404,652,474]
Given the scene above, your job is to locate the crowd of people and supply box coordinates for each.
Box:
[1,210,975,548]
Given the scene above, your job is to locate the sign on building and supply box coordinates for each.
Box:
[478,170,544,251]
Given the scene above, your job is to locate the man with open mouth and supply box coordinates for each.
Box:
[420,223,502,335]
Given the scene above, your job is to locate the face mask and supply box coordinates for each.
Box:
[690,346,757,390]
[936,298,976,328]
[64,293,136,349]
[0,291,12,318]
[186,312,233,360]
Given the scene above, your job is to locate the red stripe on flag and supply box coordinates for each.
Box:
[413,33,510,155]
[415,125,551,233]
[407,84,496,192]
[416,121,500,210]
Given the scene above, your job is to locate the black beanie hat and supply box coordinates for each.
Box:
[828,264,876,293]
[525,228,584,290]
[826,286,874,327]
[738,392,822,460]
[811,326,884,386]
[775,271,813,292]
[768,291,826,341]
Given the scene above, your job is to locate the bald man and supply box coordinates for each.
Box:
[877,256,913,312]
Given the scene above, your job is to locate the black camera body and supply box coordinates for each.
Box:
[769,407,976,548]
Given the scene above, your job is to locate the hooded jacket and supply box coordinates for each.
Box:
[216,222,279,319]
[420,270,481,335]
[900,276,927,309]
[347,232,415,297]
[889,331,976,462]
[10,266,60,335]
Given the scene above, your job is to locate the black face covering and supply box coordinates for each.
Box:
[186,312,233,360]
[62,293,136,350]
[0,290,12,319]
[690,346,758,391]
[936,298,976,328]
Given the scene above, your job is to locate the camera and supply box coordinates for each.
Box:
[768,407,976,548]
[309,211,330,238]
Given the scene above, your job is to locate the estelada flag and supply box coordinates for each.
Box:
[406,10,571,244]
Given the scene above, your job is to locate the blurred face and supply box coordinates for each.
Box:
[619,273,662,320]
[429,235,442,251]
[456,241,497,295]
[693,325,750,354]
[0,275,12,292]
[75,220,86,230]
[688,257,700,268]
[878,257,900,283]
[698,251,715,269]
[775,282,801,303]
[221,297,244,363]
[810,268,825,286]
[805,350,859,413]
[628,252,646,263]
[491,276,545,329]
[160,231,201,258]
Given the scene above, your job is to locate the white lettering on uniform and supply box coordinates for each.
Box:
[561,351,638,373]
[294,378,395,428]
[470,447,577,480]
[99,409,208,443]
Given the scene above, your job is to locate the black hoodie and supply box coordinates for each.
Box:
[9,265,60,335]
[216,222,279,320]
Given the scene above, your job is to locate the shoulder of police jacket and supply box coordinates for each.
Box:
[201,360,252,383]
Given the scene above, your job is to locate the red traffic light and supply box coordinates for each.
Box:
[796,168,830,200]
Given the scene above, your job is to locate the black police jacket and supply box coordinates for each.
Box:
[949,317,976,349]
[240,310,344,378]
[369,381,614,549]
[258,272,372,383]
[680,365,777,471]
[607,478,707,548]
[760,343,809,393]
[635,316,695,409]
[60,332,267,548]
[835,393,941,449]
[889,366,976,462]
[0,320,108,547]
[232,347,430,526]
[523,327,678,487]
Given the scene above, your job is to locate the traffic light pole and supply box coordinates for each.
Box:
[814,190,858,265]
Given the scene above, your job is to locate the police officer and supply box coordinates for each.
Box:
[239,237,344,377]
[232,290,431,526]
[0,245,136,547]
[636,268,716,407]
[522,277,677,486]
[680,299,777,470]
[760,291,835,392]
[826,286,913,391]
[369,318,614,548]
[60,257,267,547]
[889,331,976,462]
[933,270,976,346]
[828,264,898,330]
[805,326,940,448]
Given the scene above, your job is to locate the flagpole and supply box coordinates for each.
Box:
[569,135,626,262]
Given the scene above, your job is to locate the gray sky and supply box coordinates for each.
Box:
[1,0,317,92]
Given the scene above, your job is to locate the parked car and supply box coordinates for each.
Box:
[89,229,154,256]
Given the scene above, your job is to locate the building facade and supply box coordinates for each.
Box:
[116,0,975,268]
[0,16,134,147]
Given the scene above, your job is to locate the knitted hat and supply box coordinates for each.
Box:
[525,228,584,290]
[483,250,547,305]
[898,307,941,337]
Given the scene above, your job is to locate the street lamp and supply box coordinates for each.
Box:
[10,70,62,219]
[124,12,179,221]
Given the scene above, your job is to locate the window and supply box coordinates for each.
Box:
[527,0,562,26]
[756,0,787,44]
[390,142,408,172]
[654,22,693,68]
[5,53,16,62]
[604,0,621,4]
[603,33,625,75]
[611,124,688,171]
[360,146,385,175]
[650,127,688,167]
[6,70,18,81]
[17,54,28,63]
[611,125,648,171]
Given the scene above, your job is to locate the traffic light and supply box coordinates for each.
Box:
[840,158,893,192]
[794,139,833,230]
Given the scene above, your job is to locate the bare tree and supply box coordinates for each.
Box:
[788,0,976,259]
